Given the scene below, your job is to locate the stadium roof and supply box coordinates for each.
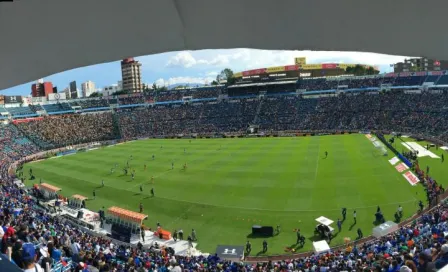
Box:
[107,206,148,223]
[0,0,445,91]
[39,183,61,193]
[71,194,88,201]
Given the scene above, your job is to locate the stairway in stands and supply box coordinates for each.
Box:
[252,97,264,124]
[112,112,123,139]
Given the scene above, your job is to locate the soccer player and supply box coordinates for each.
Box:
[139,202,143,213]
[183,163,187,170]
[124,168,128,175]
[171,162,174,170]
[398,205,403,217]
[262,240,268,253]
[102,180,104,187]
[130,155,133,160]
[131,172,135,180]
[427,165,430,174]
[110,167,114,174]
[337,219,342,232]
[191,229,197,241]
[357,228,363,239]
[152,154,155,160]
[151,176,154,184]
[151,188,154,197]
[296,229,302,244]
[93,189,96,200]
[140,184,143,193]
[246,241,251,254]
[442,153,445,163]
[144,164,147,171]
[342,208,347,221]
[324,151,328,158]
[353,210,357,224]
[419,200,424,211]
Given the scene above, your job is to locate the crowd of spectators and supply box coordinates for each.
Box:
[2,163,448,271]
[8,89,448,150]
[15,113,117,149]
[2,83,448,271]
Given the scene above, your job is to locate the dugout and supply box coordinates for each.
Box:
[107,206,148,233]
[39,183,61,200]
[70,194,88,209]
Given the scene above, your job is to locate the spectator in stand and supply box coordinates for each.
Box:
[21,243,44,272]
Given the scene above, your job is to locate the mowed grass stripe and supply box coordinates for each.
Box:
[23,135,427,254]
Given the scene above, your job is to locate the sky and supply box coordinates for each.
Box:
[0,49,407,96]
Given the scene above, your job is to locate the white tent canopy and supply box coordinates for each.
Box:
[313,240,330,254]
[1,0,447,90]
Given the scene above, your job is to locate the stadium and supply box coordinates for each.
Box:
[2,1,448,272]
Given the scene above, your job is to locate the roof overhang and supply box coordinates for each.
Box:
[0,0,445,91]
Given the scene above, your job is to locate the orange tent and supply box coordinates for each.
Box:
[107,206,147,224]
[39,183,61,193]
[72,194,88,201]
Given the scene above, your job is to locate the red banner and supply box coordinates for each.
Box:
[249,68,267,75]
[399,72,411,77]
[414,71,427,76]
[284,65,299,71]
[321,63,337,69]
[385,72,397,77]
[430,71,444,76]
[12,117,44,124]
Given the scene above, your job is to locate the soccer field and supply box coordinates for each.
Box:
[23,134,427,255]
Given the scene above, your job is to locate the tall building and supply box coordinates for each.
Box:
[31,80,54,97]
[121,58,142,92]
[63,87,71,99]
[81,80,96,97]
[69,81,78,99]
[393,57,448,73]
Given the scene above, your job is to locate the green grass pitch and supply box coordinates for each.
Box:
[23,134,440,255]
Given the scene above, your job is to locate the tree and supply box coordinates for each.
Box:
[345,65,379,76]
[211,80,219,86]
[217,68,235,85]
[89,92,102,98]
[112,90,131,96]
[152,83,158,91]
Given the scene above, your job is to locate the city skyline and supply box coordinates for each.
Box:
[0,49,407,96]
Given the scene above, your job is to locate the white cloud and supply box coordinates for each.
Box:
[165,49,406,72]
[155,76,215,87]
[205,71,219,77]
[166,52,198,68]
[166,50,248,68]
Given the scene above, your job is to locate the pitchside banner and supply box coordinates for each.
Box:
[403,171,420,186]
[4,95,23,104]
[215,245,244,261]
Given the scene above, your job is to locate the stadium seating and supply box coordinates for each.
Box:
[42,103,73,114]
[3,75,448,271]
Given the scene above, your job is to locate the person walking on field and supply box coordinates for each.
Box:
[353,210,357,224]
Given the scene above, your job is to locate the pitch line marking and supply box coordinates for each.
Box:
[52,172,419,213]
[137,195,417,213]
[167,205,195,227]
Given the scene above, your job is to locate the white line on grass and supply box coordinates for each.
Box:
[77,174,417,212]
[313,140,321,181]
[167,205,195,227]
